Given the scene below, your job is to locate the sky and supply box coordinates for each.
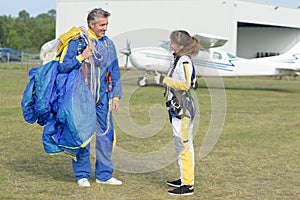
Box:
[0,0,56,17]
[250,0,300,8]
[0,0,299,18]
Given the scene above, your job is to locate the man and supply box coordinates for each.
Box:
[58,8,122,187]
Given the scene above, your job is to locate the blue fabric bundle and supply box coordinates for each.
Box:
[21,61,58,125]
[21,61,96,156]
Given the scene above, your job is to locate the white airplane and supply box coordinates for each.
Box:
[120,33,300,88]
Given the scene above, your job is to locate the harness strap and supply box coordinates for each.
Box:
[168,88,195,120]
[84,63,88,85]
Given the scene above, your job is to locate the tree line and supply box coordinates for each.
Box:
[0,10,56,52]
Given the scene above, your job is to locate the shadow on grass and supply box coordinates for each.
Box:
[144,84,293,93]
[121,78,294,93]
[199,86,293,93]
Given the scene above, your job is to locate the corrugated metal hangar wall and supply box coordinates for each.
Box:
[56,0,300,59]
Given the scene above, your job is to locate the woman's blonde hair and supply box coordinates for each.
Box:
[170,30,201,58]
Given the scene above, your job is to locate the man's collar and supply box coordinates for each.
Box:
[88,29,102,40]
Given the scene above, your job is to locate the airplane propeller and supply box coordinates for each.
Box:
[119,39,131,70]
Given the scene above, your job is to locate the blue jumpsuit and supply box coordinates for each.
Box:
[58,32,122,182]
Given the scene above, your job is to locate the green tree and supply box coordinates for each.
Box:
[31,11,56,50]
[6,29,22,49]
[18,10,30,21]
[15,12,32,50]
[48,9,56,21]
[0,9,56,51]
[0,16,14,47]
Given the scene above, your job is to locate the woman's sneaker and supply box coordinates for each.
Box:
[168,185,194,196]
[166,179,181,187]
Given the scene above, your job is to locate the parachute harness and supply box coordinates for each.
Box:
[165,56,196,121]
[80,27,113,136]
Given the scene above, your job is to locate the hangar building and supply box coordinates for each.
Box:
[56,0,300,59]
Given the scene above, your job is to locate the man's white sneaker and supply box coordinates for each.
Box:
[96,177,122,185]
[77,178,91,187]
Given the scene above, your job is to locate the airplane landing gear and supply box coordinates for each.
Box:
[192,80,198,89]
[137,76,148,87]
[137,72,148,87]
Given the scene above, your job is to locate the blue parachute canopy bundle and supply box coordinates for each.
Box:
[21,60,96,156]
[21,61,59,125]
[21,67,40,124]
[55,68,96,151]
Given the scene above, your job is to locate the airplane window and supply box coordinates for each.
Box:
[159,41,170,50]
[197,49,210,59]
[227,52,237,59]
[213,52,222,60]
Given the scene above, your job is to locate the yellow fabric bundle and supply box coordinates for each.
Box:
[57,27,82,62]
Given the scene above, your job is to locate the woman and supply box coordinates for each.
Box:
[154,30,200,196]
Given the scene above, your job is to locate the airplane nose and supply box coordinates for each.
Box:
[119,48,131,56]
[120,40,132,68]
[119,39,131,56]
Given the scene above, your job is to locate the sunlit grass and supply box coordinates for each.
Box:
[0,65,299,199]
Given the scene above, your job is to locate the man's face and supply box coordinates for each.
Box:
[90,17,108,37]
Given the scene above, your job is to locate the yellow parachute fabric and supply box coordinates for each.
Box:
[57,27,83,62]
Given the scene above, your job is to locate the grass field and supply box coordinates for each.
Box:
[0,64,299,199]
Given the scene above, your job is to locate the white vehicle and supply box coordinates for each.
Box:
[120,33,300,87]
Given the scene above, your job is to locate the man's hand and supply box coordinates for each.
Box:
[81,47,93,60]
[111,99,119,112]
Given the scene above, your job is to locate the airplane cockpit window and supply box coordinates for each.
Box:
[159,41,170,50]
[212,52,222,60]
[197,49,210,60]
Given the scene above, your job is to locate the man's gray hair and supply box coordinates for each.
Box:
[87,8,111,27]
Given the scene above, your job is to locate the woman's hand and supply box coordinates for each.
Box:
[154,71,161,84]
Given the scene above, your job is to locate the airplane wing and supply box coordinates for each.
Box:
[159,33,228,50]
[255,57,300,72]
[193,33,228,49]
[275,66,300,72]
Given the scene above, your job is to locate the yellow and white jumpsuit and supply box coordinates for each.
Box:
[162,55,196,186]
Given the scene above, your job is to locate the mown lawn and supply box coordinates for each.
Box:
[0,64,299,199]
